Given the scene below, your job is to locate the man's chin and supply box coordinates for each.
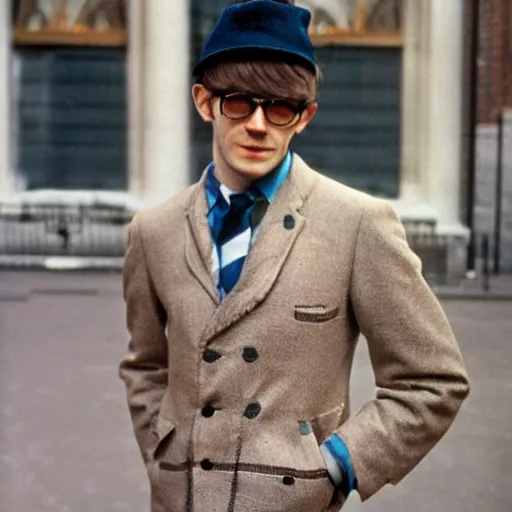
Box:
[232,159,277,181]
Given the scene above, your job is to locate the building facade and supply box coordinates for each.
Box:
[472,0,512,272]
[476,0,512,124]
[0,0,472,278]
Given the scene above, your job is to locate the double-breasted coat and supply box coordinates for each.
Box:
[119,155,469,512]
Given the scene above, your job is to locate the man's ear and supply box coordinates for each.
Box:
[192,84,215,122]
[295,102,318,134]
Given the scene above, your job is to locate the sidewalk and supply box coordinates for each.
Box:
[2,269,512,301]
[1,270,511,511]
[432,275,512,300]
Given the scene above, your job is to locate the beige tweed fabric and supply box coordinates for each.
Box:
[119,154,469,511]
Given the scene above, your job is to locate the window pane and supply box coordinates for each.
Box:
[12,0,127,46]
[297,0,403,35]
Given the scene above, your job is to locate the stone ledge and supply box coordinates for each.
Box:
[435,292,512,301]
[0,255,124,270]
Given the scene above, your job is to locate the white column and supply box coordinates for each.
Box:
[127,0,145,198]
[399,0,432,203]
[0,0,13,198]
[138,0,191,207]
[399,0,423,202]
[415,0,432,204]
[426,0,465,233]
[390,0,439,223]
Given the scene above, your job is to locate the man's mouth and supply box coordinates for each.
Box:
[238,145,273,152]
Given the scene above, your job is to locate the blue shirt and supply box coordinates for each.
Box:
[204,151,357,495]
[206,152,292,299]
[206,151,292,223]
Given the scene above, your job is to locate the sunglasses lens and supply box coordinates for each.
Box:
[220,93,303,126]
[222,95,253,119]
[266,101,299,126]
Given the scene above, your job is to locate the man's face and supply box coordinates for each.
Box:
[193,84,318,190]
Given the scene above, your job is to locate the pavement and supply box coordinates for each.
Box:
[0,270,511,512]
[432,275,512,301]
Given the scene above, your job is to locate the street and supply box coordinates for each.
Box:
[0,270,510,512]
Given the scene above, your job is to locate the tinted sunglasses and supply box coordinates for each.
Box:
[212,91,311,127]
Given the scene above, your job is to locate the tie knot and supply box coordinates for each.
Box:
[214,188,267,246]
[229,191,258,212]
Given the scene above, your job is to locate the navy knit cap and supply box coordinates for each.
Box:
[193,0,316,77]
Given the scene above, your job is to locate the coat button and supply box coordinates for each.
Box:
[244,402,261,419]
[283,215,295,230]
[243,346,259,363]
[203,349,222,363]
[201,404,216,418]
[200,459,214,471]
[282,476,295,486]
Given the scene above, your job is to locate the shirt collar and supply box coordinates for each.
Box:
[205,151,292,213]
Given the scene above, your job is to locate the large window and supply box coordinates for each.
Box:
[291,45,401,198]
[300,0,403,46]
[11,1,128,190]
[12,0,127,46]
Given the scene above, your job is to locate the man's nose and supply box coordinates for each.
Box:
[245,105,268,133]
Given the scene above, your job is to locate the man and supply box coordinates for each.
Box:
[119,1,469,511]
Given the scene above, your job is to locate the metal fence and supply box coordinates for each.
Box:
[402,220,449,286]
[408,234,449,285]
[0,202,134,269]
[405,220,496,290]
[0,201,495,293]
[0,204,453,282]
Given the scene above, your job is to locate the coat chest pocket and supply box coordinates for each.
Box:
[294,305,340,324]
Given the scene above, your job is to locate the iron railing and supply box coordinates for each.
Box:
[0,201,497,293]
[402,219,448,285]
[0,202,134,269]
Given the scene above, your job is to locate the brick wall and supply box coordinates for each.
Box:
[477,0,512,124]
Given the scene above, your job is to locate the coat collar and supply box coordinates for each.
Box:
[205,151,292,211]
[185,154,318,345]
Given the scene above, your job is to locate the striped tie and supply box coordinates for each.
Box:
[214,190,267,295]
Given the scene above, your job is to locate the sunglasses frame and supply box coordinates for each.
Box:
[211,90,311,127]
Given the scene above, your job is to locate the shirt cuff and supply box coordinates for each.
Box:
[319,443,343,486]
[321,434,358,495]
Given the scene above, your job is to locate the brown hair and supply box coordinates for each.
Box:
[200,59,319,102]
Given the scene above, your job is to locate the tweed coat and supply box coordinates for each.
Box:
[119,154,469,512]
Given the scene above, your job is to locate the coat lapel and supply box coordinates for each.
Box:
[200,155,317,345]
[185,171,220,304]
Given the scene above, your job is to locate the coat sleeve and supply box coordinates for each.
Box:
[119,213,169,465]
[336,198,470,501]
